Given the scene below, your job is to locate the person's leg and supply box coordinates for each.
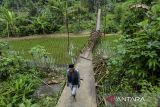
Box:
[71,85,77,101]
[69,83,73,96]
[69,83,72,90]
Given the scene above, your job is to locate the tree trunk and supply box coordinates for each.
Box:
[66,17,69,52]
[96,9,101,31]
[78,8,81,32]
[7,22,9,38]
[65,1,69,53]
[104,8,107,36]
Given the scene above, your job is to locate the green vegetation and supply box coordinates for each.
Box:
[0,36,88,106]
[94,35,121,57]
[94,0,160,106]
[0,0,99,37]
[93,35,121,106]
[0,0,160,107]
[0,41,61,107]
[8,36,88,64]
[0,0,91,104]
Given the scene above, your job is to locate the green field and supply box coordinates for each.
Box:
[8,36,88,64]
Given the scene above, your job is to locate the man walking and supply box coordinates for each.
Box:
[67,64,80,101]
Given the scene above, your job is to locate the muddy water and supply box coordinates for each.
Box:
[34,84,61,97]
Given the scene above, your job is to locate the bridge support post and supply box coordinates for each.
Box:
[96,9,101,31]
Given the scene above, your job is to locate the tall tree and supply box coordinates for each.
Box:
[50,0,77,51]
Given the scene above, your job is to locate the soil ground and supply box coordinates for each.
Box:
[0,31,90,41]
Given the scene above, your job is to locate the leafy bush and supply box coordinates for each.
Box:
[0,74,40,107]
[29,45,55,71]
[0,0,97,37]
[94,2,160,106]
[106,3,160,93]
[103,14,119,33]
[0,40,9,51]
[0,51,41,106]
[0,42,60,107]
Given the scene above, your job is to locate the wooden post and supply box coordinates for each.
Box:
[65,1,70,53]
[96,9,101,31]
[104,4,107,36]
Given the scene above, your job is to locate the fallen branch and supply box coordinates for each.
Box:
[97,71,108,84]
[98,98,104,105]
[32,75,53,89]
[94,65,103,74]
[103,97,108,107]
[80,56,92,61]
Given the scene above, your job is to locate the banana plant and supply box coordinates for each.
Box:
[32,16,48,34]
[0,7,17,38]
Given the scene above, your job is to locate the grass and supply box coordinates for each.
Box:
[93,35,122,107]
[0,36,88,107]
[94,35,121,57]
[8,36,88,64]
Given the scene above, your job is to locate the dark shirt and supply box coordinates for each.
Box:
[67,69,80,85]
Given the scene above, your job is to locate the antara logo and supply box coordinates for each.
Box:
[105,95,145,105]
[105,95,115,105]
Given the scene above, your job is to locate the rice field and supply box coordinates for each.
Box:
[8,36,88,64]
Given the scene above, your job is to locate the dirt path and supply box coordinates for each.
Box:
[56,48,97,107]
[0,32,90,41]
